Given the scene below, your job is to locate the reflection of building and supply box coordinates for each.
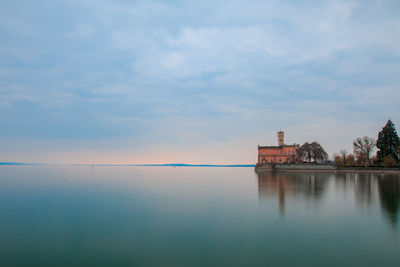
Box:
[257,131,298,164]
[257,172,329,214]
[257,172,296,214]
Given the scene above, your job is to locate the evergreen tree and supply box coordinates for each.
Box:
[377,120,400,162]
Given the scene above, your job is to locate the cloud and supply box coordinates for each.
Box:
[0,0,399,163]
[67,24,96,39]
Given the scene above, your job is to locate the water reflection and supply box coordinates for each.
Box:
[0,166,399,266]
[334,173,379,207]
[378,174,400,226]
[256,172,330,214]
[257,171,400,227]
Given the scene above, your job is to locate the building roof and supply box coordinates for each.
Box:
[258,144,297,149]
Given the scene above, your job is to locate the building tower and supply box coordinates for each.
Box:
[278,131,284,146]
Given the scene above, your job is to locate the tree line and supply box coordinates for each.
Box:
[293,119,400,167]
[333,120,400,167]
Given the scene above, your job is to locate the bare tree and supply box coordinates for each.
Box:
[332,153,344,167]
[345,154,356,166]
[353,136,376,166]
[297,142,328,162]
[311,142,329,162]
[340,149,348,166]
[355,153,368,166]
[297,142,312,162]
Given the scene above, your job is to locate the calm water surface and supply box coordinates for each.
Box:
[0,166,399,266]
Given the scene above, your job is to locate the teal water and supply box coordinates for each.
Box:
[0,166,399,266]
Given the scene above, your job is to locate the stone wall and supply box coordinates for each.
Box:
[275,163,336,170]
[255,163,336,172]
[336,167,400,173]
[255,163,400,173]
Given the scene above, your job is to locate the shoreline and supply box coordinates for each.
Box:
[255,163,400,174]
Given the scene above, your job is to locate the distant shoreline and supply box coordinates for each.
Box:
[2,162,400,173]
[0,162,255,167]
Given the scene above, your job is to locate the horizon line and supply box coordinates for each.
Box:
[0,162,255,167]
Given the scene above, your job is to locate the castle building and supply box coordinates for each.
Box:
[258,131,298,164]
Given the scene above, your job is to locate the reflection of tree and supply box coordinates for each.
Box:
[258,172,400,226]
[355,174,375,205]
[334,173,379,206]
[334,173,353,193]
[378,175,400,227]
[257,172,330,215]
[295,173,329,200]
[335,173,400,227]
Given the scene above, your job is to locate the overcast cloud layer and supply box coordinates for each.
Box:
[1,0,399,164]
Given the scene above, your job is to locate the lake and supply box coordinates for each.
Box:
[0,166,399,266]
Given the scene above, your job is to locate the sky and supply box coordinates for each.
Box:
[0,0,399,164]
